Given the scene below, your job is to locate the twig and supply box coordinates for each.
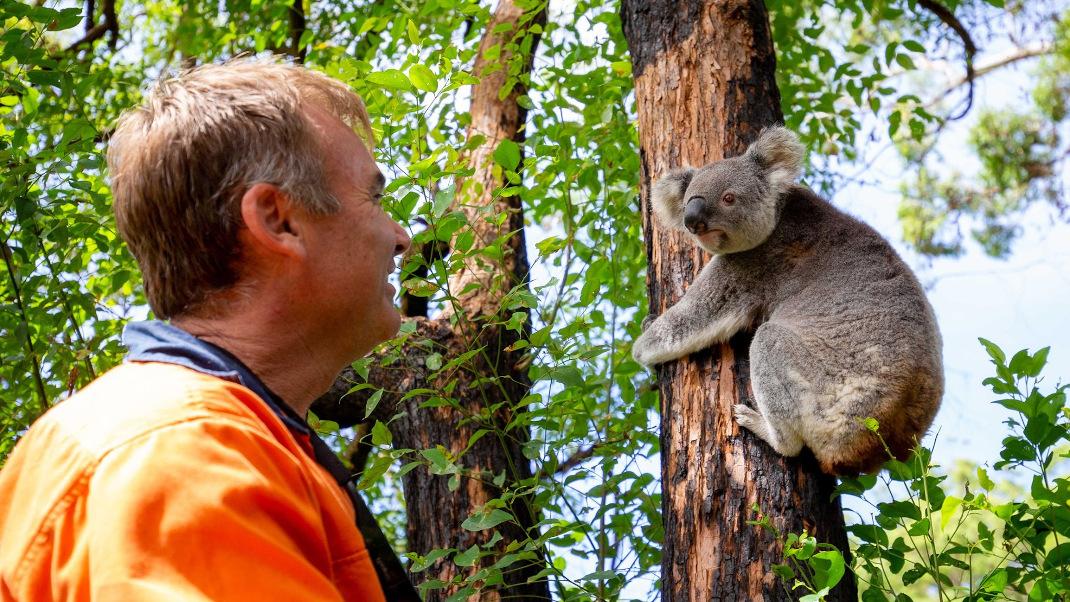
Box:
[932,43,1052,104]
[556,445,596,474]
[66,0,118,52]
[2,241,49,415]
[916,0,977,120]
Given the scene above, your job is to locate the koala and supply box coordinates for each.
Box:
[632,126,943,475]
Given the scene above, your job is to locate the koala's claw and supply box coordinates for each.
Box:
[640,315,656,331]
[734,404,763,431]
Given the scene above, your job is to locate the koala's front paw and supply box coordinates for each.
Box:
[641,314,656,332]
[631,333,658,368]
[734,404,763,433]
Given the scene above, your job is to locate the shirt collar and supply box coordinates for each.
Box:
[122,320,311,436]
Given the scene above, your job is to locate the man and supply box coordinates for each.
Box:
[0,59,413,600]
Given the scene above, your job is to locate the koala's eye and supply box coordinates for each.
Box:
[722,192,736,205]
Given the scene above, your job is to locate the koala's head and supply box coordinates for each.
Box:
[650,126,805,254]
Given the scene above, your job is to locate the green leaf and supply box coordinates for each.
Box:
[420,447,455,475]
[432,186,454,218]
[1023,346,1050,377]
[410,548,453,573]
[493,139,521,171]
[366,69,413,91]
[901,40,925,53]
[53,7,84,30]
[771,563,795,581]
[894,54,916,70]
[408,64,438,93]
[363,389,384,420]
[1008,348,1031,375]
[810,550,845,589]
[878,500,922,520]
[371,420,392,446]
[978,568,1008,592]
[800,588,831,602]
[940,496,961,529]
[454,545,479,567]
[357,454,393,489]
[901,565,926,585]
[406,20,421,45]
[461,508,513,531]
[906,517,930,536]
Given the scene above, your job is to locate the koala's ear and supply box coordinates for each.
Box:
[650,167,695,228]
[745,126,805,194]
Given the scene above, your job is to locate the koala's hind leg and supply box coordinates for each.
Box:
[735,322,814,457]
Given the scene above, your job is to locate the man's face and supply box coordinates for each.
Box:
[300,104,410,360]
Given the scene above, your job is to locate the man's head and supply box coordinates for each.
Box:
[108,58,410,357]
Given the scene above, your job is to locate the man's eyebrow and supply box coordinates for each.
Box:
[375,171,386,193]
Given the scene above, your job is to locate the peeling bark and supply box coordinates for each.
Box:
[620,1,856,600]
[313,2,549,600]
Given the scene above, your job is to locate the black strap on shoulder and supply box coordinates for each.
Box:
[309,433,420,601]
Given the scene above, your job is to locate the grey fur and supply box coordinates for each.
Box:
[651,168,695,227]
[634,126,943,475]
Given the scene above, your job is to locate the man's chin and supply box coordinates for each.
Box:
[381,306,403,338]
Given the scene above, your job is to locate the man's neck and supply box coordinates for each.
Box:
[172,309,343,416]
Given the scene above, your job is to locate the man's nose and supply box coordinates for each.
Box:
[394,221,411,256]
[683,197,708,235]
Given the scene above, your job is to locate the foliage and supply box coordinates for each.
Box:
[749,514,850,600]
[894,1,1070,258]
[1,0,1066,600]
[0,0,142,461]
[771,339,1070,601]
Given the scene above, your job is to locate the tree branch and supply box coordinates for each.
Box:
[555,445,596,475]
[916,0,978,120]
[933,43,1052,103]
[66,0,118,52]
[288,0,308,63]
[85,0,95,35]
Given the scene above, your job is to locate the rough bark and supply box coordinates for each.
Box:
[313,2,549,600]
[620,1,856,600]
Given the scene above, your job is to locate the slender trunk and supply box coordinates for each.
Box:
[315,1,549,600]
[620,1,856,600]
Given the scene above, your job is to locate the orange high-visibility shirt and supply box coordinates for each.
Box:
[0,362,385,601]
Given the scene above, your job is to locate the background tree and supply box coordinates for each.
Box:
[313,0,554,598]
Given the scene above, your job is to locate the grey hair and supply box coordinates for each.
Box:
[107,57,374,318]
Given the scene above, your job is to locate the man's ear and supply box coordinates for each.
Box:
[239,183,306,259]
[650,167,695,229]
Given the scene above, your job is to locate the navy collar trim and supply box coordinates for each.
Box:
[122,320,311,436]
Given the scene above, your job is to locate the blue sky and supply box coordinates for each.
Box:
[833,49,1070,467]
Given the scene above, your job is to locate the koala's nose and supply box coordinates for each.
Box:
[683,197,707,234]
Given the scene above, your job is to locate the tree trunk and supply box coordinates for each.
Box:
[620,1,857,600]
[314,2,549,600]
